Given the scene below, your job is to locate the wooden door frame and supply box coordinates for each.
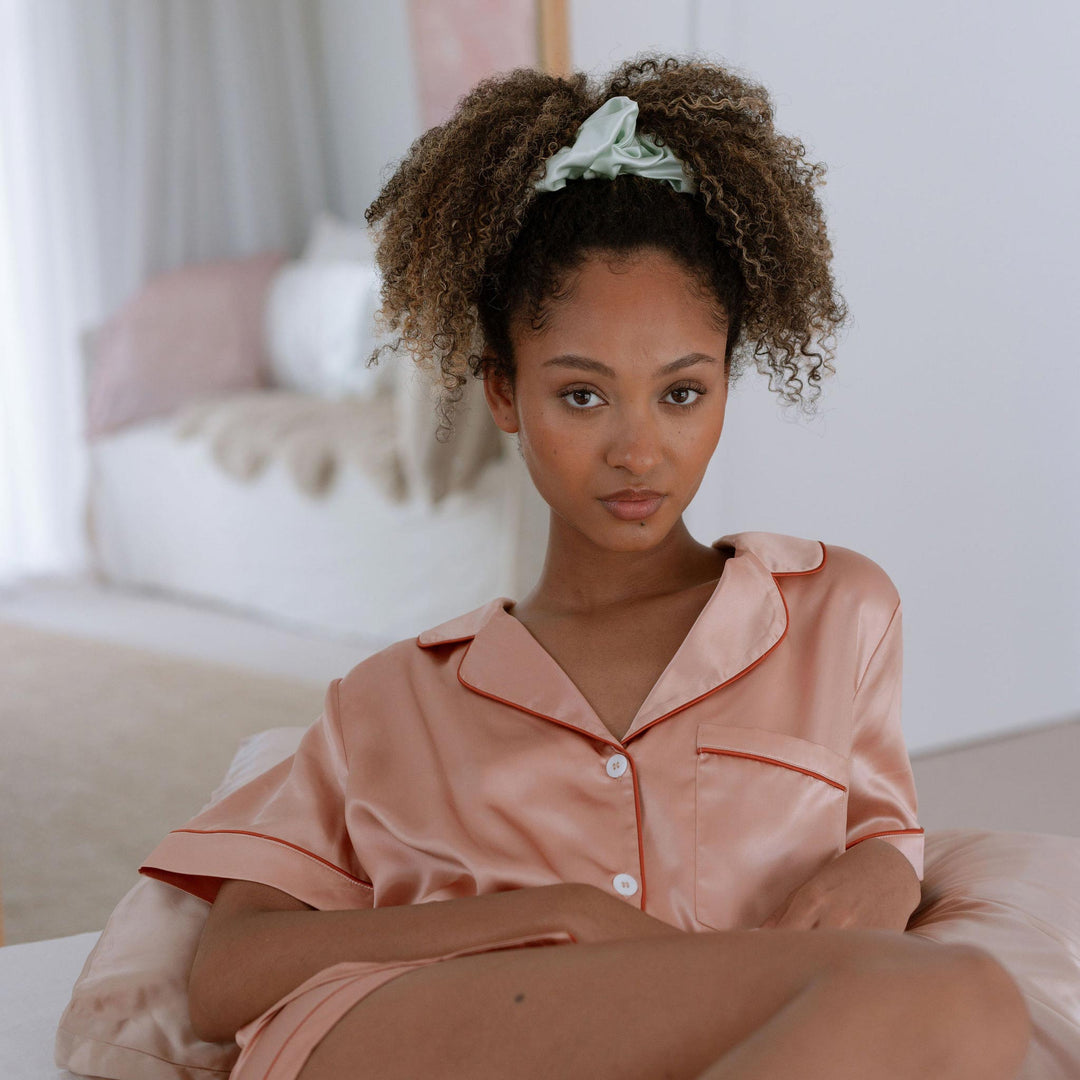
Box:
[538,0,570,75]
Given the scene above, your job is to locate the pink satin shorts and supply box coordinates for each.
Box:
[229,929,576,1079]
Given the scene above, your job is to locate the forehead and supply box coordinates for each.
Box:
[514,249,728,361]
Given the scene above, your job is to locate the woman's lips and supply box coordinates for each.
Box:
[599,494,666,521]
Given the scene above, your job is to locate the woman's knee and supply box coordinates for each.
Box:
[910,944,1031,1078]
[813,937,1030,1079]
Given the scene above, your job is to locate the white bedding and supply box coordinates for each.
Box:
[88,416,546,642]
[0,932,100,1079]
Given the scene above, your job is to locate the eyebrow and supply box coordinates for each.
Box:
[541,353,719,378]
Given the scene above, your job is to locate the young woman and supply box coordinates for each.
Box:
[139,55,1031,1079]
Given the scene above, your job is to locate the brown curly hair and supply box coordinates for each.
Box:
[364,52,849,440]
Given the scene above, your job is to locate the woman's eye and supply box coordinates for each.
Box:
[664,384,705,406]
[560,388,603,409]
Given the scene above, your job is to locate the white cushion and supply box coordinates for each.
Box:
[263,259,393,400]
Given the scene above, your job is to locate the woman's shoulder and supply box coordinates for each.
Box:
[819,538,901,609]
[724,529,900,610]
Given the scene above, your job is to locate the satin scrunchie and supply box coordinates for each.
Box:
[533,95,697,195]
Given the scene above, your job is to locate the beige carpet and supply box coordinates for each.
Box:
[1,620,328,945]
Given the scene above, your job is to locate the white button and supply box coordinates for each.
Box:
[613,873,638,896]
[605,753,628,778]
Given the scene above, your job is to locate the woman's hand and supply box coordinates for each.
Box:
[562,883,686,945]
[758,838,922,932]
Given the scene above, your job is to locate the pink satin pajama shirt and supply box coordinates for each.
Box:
[140,530,924,1078]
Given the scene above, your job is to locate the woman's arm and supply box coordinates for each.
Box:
[188,877,681,1042]
[189,878,576,1041]
[758,836,922,931]
[760,591,924,933]
[762,594,924,932]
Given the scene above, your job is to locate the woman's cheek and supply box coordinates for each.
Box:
[530,410,588,466]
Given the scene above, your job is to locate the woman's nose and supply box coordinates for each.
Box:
[604,410,663,474]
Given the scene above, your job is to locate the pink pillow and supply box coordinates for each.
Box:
[85,252,287,439]
[54,726,307,1080]
[907,830,1080,1077]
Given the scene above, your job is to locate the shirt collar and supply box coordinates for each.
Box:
[416,531,825,745]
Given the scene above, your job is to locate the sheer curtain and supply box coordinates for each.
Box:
[0,0,334,588]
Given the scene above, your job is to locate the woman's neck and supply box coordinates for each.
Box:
[518,515,728,617]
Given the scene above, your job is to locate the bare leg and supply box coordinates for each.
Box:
[299,930,1030,1080]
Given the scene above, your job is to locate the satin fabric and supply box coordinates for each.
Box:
[533,95,698,194]
[139,530,925,1074]
[908,829,1080,1079]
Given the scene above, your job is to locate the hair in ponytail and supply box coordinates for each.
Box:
[365,52,849,439]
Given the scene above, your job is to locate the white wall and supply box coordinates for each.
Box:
[571,2,1080,752]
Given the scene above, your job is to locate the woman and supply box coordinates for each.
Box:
[139,55,1031,1079]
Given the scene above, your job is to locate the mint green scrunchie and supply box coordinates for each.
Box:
[533,95,697,195]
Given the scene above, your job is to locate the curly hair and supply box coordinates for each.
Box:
[364,52,849,440]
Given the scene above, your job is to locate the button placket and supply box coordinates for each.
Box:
[601,749,640,899]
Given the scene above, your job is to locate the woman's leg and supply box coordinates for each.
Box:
[299,930,1030,1080]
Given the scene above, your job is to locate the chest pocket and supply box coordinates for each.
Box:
[695,723,849,931]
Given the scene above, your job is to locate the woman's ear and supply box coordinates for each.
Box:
[481,356,519,435]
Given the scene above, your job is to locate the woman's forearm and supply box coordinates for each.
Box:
[189,882,585,1042]
[760,838,922,931]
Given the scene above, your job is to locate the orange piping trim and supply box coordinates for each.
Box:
[845,827,925,850]
[455,551,826,747]
[422,541,825,651]
[457,663,625,749]
[625,567,797,743]
[168,828,374,889]
[627,634,783,743]
[697,747,847,791]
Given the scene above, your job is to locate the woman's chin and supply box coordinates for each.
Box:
[583,512,676,551]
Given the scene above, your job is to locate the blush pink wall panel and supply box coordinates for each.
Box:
[408,0,538,130]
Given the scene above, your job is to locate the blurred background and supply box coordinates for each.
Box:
[0,0,1077,945]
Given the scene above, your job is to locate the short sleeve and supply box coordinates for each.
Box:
[845,600,925,880]
[139,678,374,910]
